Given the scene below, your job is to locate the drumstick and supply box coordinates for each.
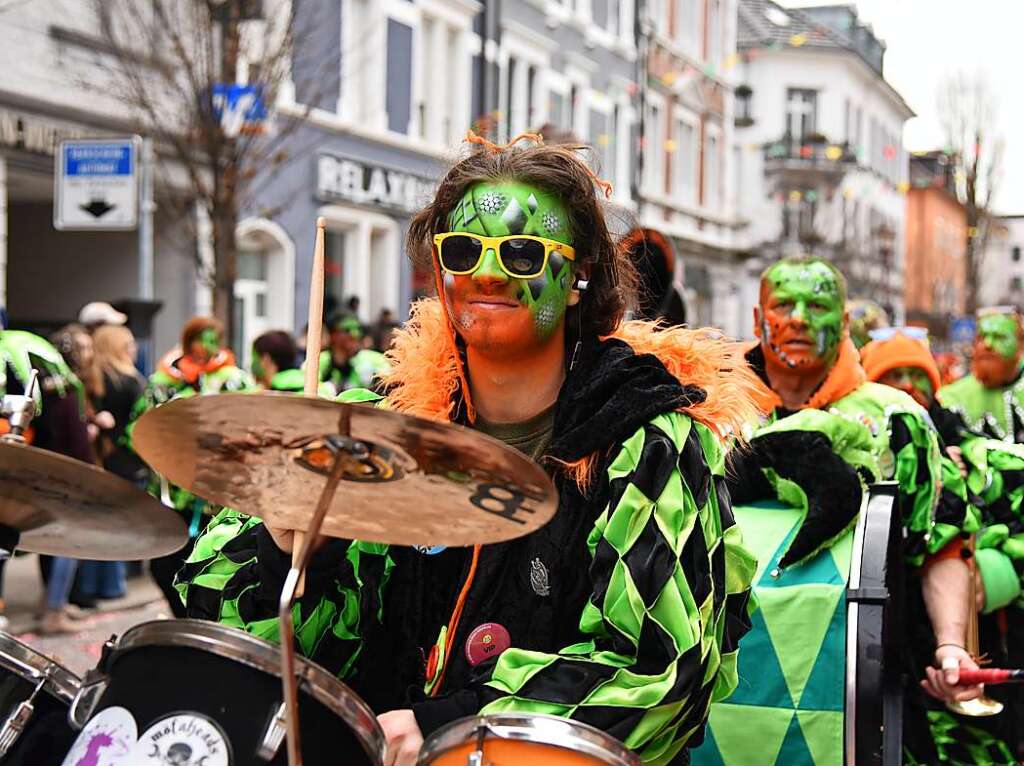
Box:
[956,669,1024,686]
[293,216,327,595]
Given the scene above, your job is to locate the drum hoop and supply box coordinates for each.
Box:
[417,713,642,766]
[843,490,870,766]
[0,630,81,703]
[113,620,385,762]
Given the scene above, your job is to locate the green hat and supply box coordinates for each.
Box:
[330,313,363,339]
[976,547,1021,614]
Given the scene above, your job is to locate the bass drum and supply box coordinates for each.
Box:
[65,619,384,765]
[845,482,904,766]
[418,713,642,766]
[0,631,81,765]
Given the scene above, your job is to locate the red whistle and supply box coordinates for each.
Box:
[956,669,1024,686]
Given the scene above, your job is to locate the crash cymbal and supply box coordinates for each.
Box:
[0,441,188,559]
[132,393,558,547]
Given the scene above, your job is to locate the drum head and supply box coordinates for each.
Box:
[418,713,641,766]
[114,620,385,763]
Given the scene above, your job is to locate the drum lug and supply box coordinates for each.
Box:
[0,676,45,756]
[68,668,108,730]
[256,702,287,761]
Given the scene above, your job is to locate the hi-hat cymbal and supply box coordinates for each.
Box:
[132,393,558,547]
[0,441,188,559]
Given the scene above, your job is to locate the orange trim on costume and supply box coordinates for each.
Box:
[430,543,481,696]
[922,538,968,571]
[748,338,867,414]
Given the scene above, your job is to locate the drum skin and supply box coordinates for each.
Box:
[91,644,376,766]
[0,673,76,766]
[424,739,615,765]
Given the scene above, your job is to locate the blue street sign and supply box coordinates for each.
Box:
[950,316,976,344]
[211,84,268,136]
[64,143,133,177]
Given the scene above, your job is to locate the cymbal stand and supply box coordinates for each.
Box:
[278,421,364,766]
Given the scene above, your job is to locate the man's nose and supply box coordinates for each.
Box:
[472,247,508,285]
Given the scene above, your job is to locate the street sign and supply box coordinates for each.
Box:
[950,315,976,344]
[211,84,267,138]
[54,137,139,230]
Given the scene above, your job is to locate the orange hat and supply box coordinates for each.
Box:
[860,331,941,394]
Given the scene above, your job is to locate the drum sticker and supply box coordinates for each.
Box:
[61,706,137,766]
[132,713,231,766]
[413,545,447,555]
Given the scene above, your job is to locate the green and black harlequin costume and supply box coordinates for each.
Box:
[938,366,1024,443]
[175,300,759,765]
[125,346,254,535]
[691,341,977,766]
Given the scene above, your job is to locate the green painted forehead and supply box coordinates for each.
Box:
[447,181,573,246]
[763,261,842,304]
[978,312,1019,338]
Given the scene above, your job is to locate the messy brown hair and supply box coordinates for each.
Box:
[406,140,638,338]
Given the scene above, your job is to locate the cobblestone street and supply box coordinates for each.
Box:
[4,553,172,676]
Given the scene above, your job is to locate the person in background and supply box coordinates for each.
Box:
[318,312,390,394]
[294,321,329,367]
[939,307,1024,443]
[252,330,304,392]
[78,301,128,331]
[125,316,254,616]
[0,319,93,633]
[847,297,890,349]
[370,308,400,352]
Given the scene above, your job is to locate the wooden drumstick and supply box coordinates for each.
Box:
[293,216,328,595]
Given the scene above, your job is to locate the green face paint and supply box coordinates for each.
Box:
[199,328,221,356]
[444,180,575,341]
[977,313,1020,360]
[759,260,844,369]
[251,348,266,383]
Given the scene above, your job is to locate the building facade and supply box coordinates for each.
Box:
[979,215,1024,309]
[903,150,966,342]
[734,0,913,325]
[0,1,197,362]
[638,0,748,337]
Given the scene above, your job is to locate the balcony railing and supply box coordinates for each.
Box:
[763,135,858,192]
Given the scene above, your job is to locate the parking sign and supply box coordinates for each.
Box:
[54,137,139,230]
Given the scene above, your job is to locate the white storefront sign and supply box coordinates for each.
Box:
[316,153,435,214]
[54,137,139,230]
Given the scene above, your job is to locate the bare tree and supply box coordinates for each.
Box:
[938,72,1004,313]
[85,0,335,341]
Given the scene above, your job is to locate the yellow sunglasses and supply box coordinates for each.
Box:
[433,233,576,280]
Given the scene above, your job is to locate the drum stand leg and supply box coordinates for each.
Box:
[278,444,349,766]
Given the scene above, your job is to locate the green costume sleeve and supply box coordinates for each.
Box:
[476,414,755,765]
[174,508,392,680]
[889,412,973,566]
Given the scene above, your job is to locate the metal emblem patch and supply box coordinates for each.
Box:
[530,557,550,596]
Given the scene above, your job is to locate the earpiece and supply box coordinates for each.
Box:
[574,278,590,292]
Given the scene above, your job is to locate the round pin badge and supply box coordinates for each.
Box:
[465,622,512,667]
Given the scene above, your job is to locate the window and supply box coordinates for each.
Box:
[703,131,721,206]
[675,0,701,55]
[1013,246,1021,263]
[1013,276,1022,291]
[504,57,517,140]
[673,116,696,204]
[644,100,665,193]
[706,0,721,66]
[786,89,817,139]
[844,99,851,142]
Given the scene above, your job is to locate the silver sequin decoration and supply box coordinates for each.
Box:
[478,191,506,214]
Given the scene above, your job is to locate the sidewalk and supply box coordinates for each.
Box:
[3,552,165,635]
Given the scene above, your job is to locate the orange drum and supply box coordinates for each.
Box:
[417,713,641,765]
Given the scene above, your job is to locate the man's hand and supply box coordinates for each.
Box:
[921,645,983,703]
[946,445,968,478]
[378,709,423,766]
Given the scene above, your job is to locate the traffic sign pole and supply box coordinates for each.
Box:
[138,137,154,301]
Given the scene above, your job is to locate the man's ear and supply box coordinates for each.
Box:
[842,308,850,335]
[753,305,763,339]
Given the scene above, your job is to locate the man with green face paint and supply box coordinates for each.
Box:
[175,136,763,765]
[939,307,1024,443]
[124,316,254,617]
[692,256,981,766]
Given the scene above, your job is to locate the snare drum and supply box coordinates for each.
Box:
[417,713,641,766]
[0,631,81,765]
[65,619,385,765]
